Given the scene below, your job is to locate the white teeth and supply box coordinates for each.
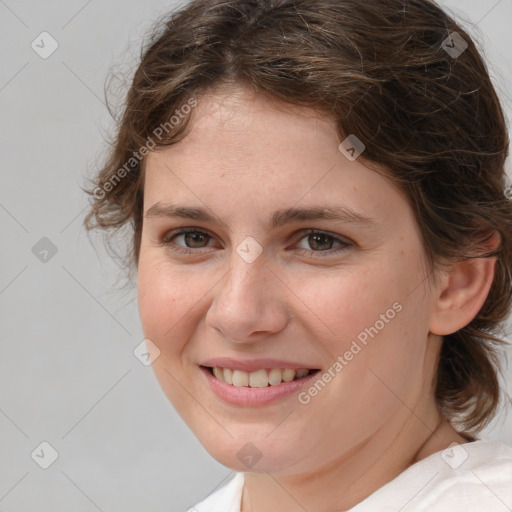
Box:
[282,369,296,382]
[210,367,311,387]
[223,367,233,385]
[268,368,283,386]
[232,369,249,387]
[249,369,269,388]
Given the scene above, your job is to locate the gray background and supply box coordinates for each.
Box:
[0,1,511,511]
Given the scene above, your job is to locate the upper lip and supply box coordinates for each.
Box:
[200,357,321,372]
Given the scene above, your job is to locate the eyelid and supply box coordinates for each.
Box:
[160,227,353,257]
[161,226,215,242]
[291,229,352,257]
[292,228,352,246]
[161,227,219,248]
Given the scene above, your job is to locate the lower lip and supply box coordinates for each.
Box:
[200,366,320,406]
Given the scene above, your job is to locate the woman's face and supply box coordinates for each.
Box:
[137,84,442,475]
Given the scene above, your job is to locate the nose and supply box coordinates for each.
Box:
[205,250,291,344]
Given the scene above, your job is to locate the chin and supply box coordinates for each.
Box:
[192,427,302,474]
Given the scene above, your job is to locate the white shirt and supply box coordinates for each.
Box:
[188,440,512,511]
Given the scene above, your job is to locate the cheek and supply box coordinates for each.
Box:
[290,262,403,355]
[136,255,207,415]
[293,257,431,423]
[137,255,201,354]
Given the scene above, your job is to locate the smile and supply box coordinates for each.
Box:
[200,364,321,406]
[207,366,314,387]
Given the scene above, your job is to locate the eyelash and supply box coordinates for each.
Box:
[160,227,352,258]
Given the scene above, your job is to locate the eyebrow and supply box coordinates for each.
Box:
[145,202,378,230]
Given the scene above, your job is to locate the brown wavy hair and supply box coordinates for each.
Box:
[83,0,512,431]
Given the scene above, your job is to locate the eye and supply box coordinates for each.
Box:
[293,229,351,257]
[160,228,351,258]
[161,228,216,254]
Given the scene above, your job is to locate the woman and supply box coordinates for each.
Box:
[84,0,512,510]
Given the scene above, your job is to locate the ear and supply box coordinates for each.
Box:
[429,231,500,336]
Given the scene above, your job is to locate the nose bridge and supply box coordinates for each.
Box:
[223,247,271,311]
[221,232,268,296]
[206,245,290,341]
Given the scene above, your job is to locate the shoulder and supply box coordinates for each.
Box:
[185,442,512,512]
[350,439,512,512]
[188,472,244,512]
[426,440,512,507]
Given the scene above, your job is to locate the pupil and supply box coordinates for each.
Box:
[310,233,332,251]
[185,232,207,248]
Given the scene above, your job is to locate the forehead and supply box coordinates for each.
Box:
[145,85,346,186]
[173,85,341,164]
[142,84,411,232]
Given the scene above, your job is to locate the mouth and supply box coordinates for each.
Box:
[198,358,323,406]
[202,366,320,387]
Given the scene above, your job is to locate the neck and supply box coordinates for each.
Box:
[241,403,468,512]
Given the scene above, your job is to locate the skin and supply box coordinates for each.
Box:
[137,82,497,512]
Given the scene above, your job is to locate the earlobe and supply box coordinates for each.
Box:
[429,232,500,336]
